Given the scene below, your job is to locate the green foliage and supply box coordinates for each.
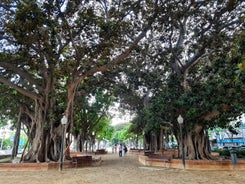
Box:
[115,123,135,142]
[100,125,115,141]
[237,150,245,158]
[234,31,245,87]
[73,87,114,137]
[0,84,21,127]
[215,149,245,159]
[94,118,111,138]
[0,138,11,150]
[110,123,137,144]
[215,149,231,157]
[140,31,245,135]
[0,120,7,128]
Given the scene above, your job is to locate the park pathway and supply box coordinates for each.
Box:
[0,152,245,184]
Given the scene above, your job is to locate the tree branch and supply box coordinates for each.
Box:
[0,76,39,100]
[0,61,43,92]
[80,0,160,80]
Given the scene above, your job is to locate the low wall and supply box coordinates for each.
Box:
[154,149,179,158]
[0,152,98,172]
[138,155,245,170]
[0,161,73,172]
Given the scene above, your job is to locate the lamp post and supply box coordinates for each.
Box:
[177,114,185,169]
[59,115,67,171]
[130,137,132,149]
[97,135,100,149]
[0,128,5,150]
[142,130,145,155]
[92,131,95,152]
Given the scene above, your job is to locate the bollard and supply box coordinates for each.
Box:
[230,150,237,165]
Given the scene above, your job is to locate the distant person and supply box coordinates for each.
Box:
[118,144,123,157]
[115,144,117,154]
[123,145,128,155]
[112,144,115,153]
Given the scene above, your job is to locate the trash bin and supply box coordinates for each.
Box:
[230,150,237,165]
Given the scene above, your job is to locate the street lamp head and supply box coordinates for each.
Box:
[177,115,184,125]
[61,115,68,125]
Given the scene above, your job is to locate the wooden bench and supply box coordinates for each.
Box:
[71,155,92,168]
[144,151,154,156]
[95,149,108,155]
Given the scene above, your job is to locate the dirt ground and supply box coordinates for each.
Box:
[0,152,245,184]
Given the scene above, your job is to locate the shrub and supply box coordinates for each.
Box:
[215,149,245,158]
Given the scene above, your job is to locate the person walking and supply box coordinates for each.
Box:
[118,144,123,157]
[114,144,117,154]
[112,144,115,153]
[123,145,128,156]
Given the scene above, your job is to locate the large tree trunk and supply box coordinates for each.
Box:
[180,125,213,160]
[65,80,81,136]
[23,96,61,162]
[14,63,63,162]
[11,108,22,160]
[177,69,214,160]
[23,101,46,162]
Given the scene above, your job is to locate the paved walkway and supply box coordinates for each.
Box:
[0,152,245,184]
